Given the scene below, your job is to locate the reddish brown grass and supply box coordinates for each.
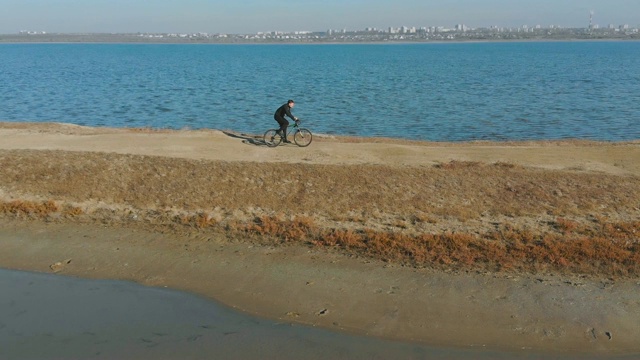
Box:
[1,198,638,277]
[177,212,217,229]
[230,216,640,277]
[0,200,60,216]
[0,199,84,218]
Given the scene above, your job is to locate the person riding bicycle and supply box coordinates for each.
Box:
[274,99,298,143]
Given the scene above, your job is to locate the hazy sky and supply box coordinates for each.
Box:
[1,0,638,34]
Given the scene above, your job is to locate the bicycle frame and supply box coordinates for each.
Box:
[284,121,302,138]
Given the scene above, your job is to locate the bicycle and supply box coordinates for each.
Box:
[263,119,313,147]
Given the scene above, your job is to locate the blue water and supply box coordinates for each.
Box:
[1,42,639,141]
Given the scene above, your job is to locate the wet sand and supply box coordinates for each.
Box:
[11,267,624,360]
[5,267,638,360]
[1,220,639,358]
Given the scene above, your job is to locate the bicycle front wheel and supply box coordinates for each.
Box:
[263,129,282,147]
[293,128,313,147]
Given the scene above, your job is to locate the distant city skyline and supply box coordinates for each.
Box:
[1,0,638,35]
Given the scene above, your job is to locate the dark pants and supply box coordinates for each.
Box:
[274,115,289,137]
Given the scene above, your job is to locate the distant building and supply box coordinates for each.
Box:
[19,30,47,35]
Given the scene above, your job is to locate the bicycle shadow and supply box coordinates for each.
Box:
[222,131,268,146]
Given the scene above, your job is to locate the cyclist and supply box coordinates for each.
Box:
[274,99,298,143]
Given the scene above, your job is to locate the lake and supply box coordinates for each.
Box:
[1,41,639,141]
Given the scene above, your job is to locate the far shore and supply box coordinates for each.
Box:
[2,39,640,46]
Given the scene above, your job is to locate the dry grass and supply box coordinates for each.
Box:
[1,150,638,221]
[0,199,60,216]
[228,215,640,276]
[0,199,83,218]
[1,149,639,277]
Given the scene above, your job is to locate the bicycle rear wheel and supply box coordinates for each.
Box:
[293,128,313,147]
[263,129,282,147]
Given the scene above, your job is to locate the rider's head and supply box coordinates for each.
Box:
[288,99,295,108]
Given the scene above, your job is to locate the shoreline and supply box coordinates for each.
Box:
[1,219,639,356]
[0,122,639,354]
[1,35,639,45]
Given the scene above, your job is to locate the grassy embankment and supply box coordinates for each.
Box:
[1,149,638,277]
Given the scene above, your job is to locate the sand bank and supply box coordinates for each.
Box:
[0,122,639,355]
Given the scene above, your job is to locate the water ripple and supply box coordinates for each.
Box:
[0,42,639,141]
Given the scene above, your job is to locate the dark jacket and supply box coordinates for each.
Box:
[274,103,295,120]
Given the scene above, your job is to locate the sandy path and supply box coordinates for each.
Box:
[1,122,638,175]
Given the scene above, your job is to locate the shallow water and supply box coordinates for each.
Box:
[2,268,637,360]
[1,42,639,141]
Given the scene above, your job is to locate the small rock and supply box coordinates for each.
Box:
[50,259,72,273]
[317,309,328,316]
